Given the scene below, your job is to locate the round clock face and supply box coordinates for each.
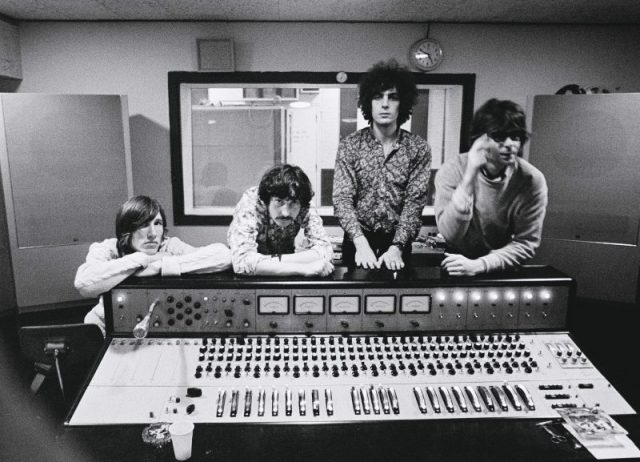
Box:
[409,38,444,72]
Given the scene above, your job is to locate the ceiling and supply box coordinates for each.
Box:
[0,0,639,24]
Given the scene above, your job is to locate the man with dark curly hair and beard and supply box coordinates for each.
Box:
[228,164,334,277]
[333,59,431,271]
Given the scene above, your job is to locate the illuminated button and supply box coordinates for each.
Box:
[540,290,552,301]
[523,291,534,301]
[436,292,446,302]
[454,291,465,303]
[488,291,499,302]
[116,295,124,303]
[471,291,481,303]
[505,291,517,302]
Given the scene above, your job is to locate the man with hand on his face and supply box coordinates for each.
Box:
[333,60,431,271]
[434,98,548,276]
[228,164,334,277]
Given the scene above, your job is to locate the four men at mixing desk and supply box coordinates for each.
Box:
[76,64,550,328]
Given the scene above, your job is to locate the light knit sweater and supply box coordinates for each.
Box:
[434,153,548,272]
[75,237,231,335]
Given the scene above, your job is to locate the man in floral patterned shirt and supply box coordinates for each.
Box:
[333,60,431,270]
[228,164,334,277]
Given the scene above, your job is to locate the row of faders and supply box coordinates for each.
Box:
[214,387,336,418]
[207,383,535,420]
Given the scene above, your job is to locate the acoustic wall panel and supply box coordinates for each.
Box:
[528,94,640,303]
[0,94,132,310]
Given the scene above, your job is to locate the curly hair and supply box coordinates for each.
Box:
[358,59,418,127]
[469,98,530,147]
[258,164,314,208]
[115,195,167,256]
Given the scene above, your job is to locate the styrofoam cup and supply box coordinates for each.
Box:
[169,421,194,461]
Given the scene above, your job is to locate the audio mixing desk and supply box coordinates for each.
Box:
[66,265,636,430]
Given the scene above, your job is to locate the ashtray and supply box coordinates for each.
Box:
[141,422,172,448]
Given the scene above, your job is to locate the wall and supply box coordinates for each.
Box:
[16,21,640,248]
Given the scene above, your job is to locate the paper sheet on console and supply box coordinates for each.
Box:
[564,424,640,459]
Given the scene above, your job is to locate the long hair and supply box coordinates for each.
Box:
[115,196,167,256]
[358,59,418,127]
[258,164,314,208]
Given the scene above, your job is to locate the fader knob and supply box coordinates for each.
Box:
[270,321,278,329]
[341,321,349,328]
[305,321,314,329]
[375,320,385,328]
[410,320,419,328]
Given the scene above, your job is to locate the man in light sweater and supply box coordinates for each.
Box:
[434,99,548,276]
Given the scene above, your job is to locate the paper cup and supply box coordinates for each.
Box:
[169,421,194,461]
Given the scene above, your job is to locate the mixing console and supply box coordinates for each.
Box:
[67,332,633,425]
[67,267,635,426]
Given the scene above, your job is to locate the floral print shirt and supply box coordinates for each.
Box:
[228,187,333,274]
[333,127,431,247]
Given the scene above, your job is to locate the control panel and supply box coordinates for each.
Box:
[67,332,635,425]
[109,285,569,335]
